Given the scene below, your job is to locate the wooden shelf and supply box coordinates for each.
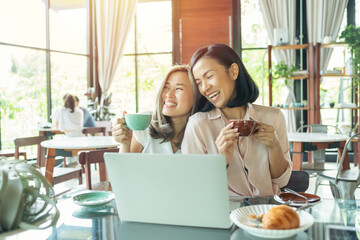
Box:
[292,75,309,80]
[268,43,315,125]
[320,42,348,48]
[316,42,360,127]
[320,107,360,110]
[277,107,309,110]
[272,44,308,50]
[321,74,354,78]
[273,75,309,81]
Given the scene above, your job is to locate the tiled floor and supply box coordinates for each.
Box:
[54,162,360,199]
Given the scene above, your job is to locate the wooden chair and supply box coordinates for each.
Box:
[14,136,45,166]
[78,148,119,191]
[0,149,27,160]
[82,127,106,136]
[14,136,83,186]
[314,133,360,199]
[95,121,112,135]
[1,137,29,160]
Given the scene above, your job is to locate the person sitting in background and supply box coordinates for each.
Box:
[112,65,200,153]
[51,93,84,137]
[75,96,96,127]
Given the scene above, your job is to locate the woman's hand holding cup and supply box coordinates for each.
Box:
[252,122,277,147]
[215,122,239,165]
[112,111,133,147]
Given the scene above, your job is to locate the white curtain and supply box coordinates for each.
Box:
[95,0,136,102]
[307,0,348,72]
[259,0,297,133]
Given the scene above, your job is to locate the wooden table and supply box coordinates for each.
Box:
[38,127,64,138]
[288,132,349,171]
[40,136,119,184]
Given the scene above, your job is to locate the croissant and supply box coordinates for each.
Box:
[262,205,300,229]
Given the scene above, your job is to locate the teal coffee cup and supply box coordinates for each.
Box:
[124,113,152,131]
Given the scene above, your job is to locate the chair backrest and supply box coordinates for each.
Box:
[297,124,343,134]
[281,170,309,192]
[335,132,360,182]
[14,136,46,165]
[78,148,119,190]
[95,121,112,136]
[82,127,106,136]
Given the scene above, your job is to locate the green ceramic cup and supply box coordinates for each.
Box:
[124,113,152,131]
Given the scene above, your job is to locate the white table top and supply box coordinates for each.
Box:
[41,136,119,149]
[38,127,62,132]
[288,132,349,143]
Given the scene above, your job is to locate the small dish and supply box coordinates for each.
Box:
[73,191,114,208]
[274,192,321,206]
[230,204,314,239]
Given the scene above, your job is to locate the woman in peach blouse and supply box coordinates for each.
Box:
[181,44,292,197]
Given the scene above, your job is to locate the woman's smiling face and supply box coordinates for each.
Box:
[192,57,237,109]
[161,71,194,118]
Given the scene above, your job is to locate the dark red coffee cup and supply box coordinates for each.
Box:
[229,119,258,136]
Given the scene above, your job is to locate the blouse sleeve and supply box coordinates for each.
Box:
[181,116,207,154]
[271,110,292,187]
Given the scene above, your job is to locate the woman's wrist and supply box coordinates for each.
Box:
[119,143,131,153]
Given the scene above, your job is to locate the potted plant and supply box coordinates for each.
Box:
[87,90,116,121]
[339,25,360,86]
[320,88,328,107]
[270,61,297,87]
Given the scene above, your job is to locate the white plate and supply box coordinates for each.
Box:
[230,204,314,239]
[73,191,114,207]
[274,194,321,207]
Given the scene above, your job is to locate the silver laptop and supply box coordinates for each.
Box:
[104,153,231,229]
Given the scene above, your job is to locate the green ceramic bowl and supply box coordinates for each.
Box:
[125,113,152,131]
[73,191,114,208]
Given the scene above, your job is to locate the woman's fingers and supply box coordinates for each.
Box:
[112,121,132,143]
[216,126,239,143]
[252,122,276,146]
[216,126,239,155]
[255,122,274,133]
[217,130,239,145]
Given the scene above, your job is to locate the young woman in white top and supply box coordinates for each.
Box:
[112,65,199,153]
[51,93,84,137]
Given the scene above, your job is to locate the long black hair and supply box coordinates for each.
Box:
[189,44,259,112]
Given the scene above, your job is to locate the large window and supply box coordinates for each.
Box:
[50,52,88,108]
[240,0,269,106]
[111,0,172,116]
[49,2,87,54]
[0,0,46,48]
[0,0,88,150]
[0,46,46,149]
